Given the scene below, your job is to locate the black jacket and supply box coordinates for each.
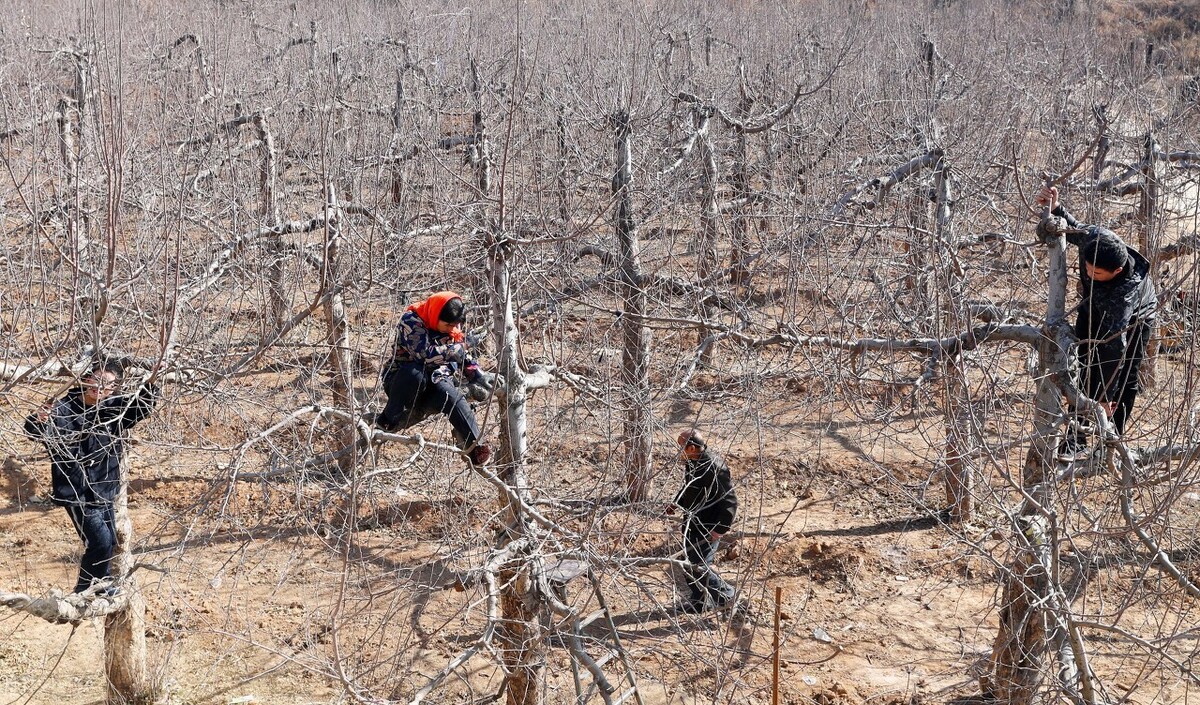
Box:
[1055,206,1158,399]
[24,384,159,506]
[674,449,737,533]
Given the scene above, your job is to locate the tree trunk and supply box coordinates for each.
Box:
[695,110,719,366]
[613,111,652,502]
[985,221,1073,703]
[932,156,974,523]
[555,105,571,228]
[729,67,753,286]
[1138,131,1159,389]
[475,60,544,703]
[253,112,286,330]
[987,515,1051,704]
[104,456,154,705]
[57,99,86,269]
[942,368,974,524]
[488,242,543,705]
[321,185,356,473]
[391,68,405,205]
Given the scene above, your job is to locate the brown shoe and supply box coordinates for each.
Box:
[468,444,492,465]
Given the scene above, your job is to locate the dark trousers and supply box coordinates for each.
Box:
[682,519,735,605]
[1079,320,1152,435]
[379,362,480,447]
[63,502,117,593]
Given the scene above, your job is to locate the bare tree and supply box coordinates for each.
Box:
[4,3,1200,705]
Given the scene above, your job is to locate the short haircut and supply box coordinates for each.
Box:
[679,429,707,449]
[88,359,125,379]
[1082,234,1128,273]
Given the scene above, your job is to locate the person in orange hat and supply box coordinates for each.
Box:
[376,291,492,464]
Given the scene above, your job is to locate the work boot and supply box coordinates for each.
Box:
[1057,435,1089,463]
[370,412,401,433]
[468,443,492,465]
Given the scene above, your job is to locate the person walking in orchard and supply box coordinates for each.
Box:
[23,361,160,595]
[1037,186,1158,458]
[669,429,738,613]
[375,291,494,465]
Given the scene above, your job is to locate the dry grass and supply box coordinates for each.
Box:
[1101,0,1200,66]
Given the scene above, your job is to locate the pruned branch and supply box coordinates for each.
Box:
[360,134,480,166]
[832,149,943,215]
[0,109,62,142]
[408,540,526,705]
[179,215,330,302]
[0,587,128,623]
[1115,443,1200,600]
[714,37,852,134]
[172,110,267,149]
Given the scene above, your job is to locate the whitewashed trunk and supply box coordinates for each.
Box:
[613,111,652,502]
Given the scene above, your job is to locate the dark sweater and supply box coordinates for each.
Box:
[1053,206,1158,399]
[674,449,738,533]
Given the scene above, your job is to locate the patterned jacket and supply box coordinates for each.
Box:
[383,309,478,381]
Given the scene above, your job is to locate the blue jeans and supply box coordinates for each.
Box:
[683,519,735,605]
[63,502,117,593]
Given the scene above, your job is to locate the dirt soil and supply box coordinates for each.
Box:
[0,381,1068,705]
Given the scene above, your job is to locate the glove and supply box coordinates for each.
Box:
[446,342,467,364]
[466,369,497,401]
[431,365,455,384]
[466,331,487,354]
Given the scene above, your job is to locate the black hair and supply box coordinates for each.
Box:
[1082,234,1128,273]
[440,297,467,324]
[89,359,125,378]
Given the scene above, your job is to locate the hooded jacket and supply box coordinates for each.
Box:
[384,292,479,379]
[674,448,738,534]
[1054,206,1158,398]
[24,383,159,506]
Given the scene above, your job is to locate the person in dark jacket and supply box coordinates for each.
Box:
[669,429,738,613]
[1038,186,1158,456]
[376,291,493,465]
[23,360,160,594]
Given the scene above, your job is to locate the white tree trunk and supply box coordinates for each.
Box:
[487,240,543,705]
[613,111,652,502]
[253,112,287,330]
[475,59,544,704]
[104,456,154,705]
[933,157,974,523]
[985,218,1091,703]
[321,185,356,473]
[1138,131,1159,389]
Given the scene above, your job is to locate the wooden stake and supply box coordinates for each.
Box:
[773,585,782,705]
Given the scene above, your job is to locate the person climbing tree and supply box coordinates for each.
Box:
[23,360,160,595]
[1037,186,1158,458]
[669,429,738,613]
[375,291,494,465]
